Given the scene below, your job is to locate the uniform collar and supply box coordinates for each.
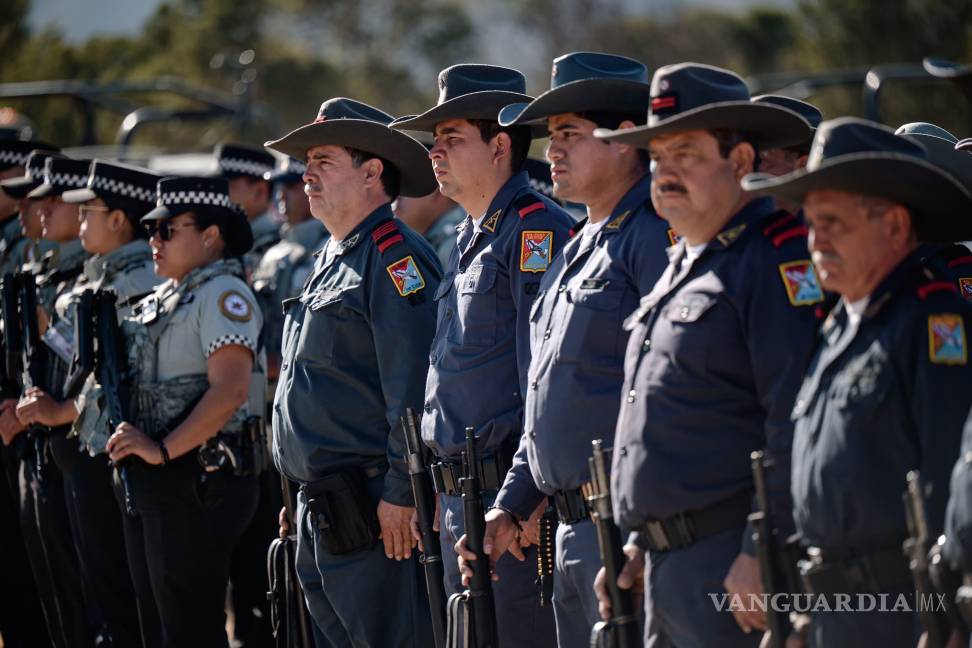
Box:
[82,239,152,283]
[473,171,530,236]
[706,195,775,253]
[859,249,927,322]
[330,202,395,256]
[53,238,87,270]
[599,173,652,235]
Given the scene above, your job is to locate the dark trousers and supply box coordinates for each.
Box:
[0,443,50,647]
[439,492,557,648]
[17,431,95,648]
[294,473,433,648]
[118,455,259,648]
[230,464,281,647]
[48,434,142,647]
[808,603,921,648]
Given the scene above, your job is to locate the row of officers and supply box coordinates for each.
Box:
[3,50,972,648]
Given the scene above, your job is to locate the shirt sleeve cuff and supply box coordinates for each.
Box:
[494,477,546,521]
[381,472,414,507]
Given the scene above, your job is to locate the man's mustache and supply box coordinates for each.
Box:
[304,183,322,195]
[812,250,840,266]
[656,182,687,194]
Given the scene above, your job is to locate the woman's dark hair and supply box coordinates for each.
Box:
[104,197,150,240]
[190,206,253,257]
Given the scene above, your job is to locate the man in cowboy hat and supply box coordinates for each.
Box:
[444,51,666,645]
[390,63,573,647]
[743,117,972,647]
[590,61,818,647]
[267,97,440,647]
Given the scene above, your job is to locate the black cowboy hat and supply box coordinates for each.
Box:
[742,117,972,243]
[594,62,812,149]
[894,122,972,192]
[143,176,253,255]
[264,97,436,198]
[497,52,651,128]
[924,57,972,80]
[26,156,92,199]
[0,149,61,198]
[390,64,545,137]
[63,159,161,210]
[752,95,822,152]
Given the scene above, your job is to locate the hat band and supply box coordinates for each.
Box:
[220,157,275,177]
[158,190,233,209]
[91,176,156,203]
[0,151,29,166]
[46,172,88,188]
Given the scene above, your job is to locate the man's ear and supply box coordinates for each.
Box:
[886,204,914,247]
[108,208,128,232]
[363,158,384,187]
[795,153,810,170]
[729,142,757,179]
[493,131,511,166]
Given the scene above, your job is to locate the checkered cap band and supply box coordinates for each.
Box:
[91,175,156,203]
[220,157,274,177]
[158,190,233,209]
[0,150,29,166]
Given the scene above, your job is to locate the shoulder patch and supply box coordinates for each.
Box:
[482,209,501,233]
[371,220,403,253]
[667,228,682,247]
[386,255,426,296]
[604,210,631,230]
[514,194,546,220]
[520,230,553,273]
[959,278,972,303]
[778,260,824,306]
[929,313,967,365]
[219,290,254,322]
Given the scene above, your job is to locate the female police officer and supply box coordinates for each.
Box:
[105,176,262,648]
[16,160,162,646]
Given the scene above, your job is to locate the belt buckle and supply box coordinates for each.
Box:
[673,513,695,547]
[645,520,670,552]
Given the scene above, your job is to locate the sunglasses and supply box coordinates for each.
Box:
[145,219,198,241]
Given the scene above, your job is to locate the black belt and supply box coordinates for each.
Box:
[431,445,513,496]
[638,490,752,552]
[553,485,591,524]
[301,461,388,491]
[799,543,912,595]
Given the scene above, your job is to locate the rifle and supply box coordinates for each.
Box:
[587,439,640,648]
[903,470,951,648]
[402,407,447,648]
[62,289,95,399]
[93,289,136,515]
[1,273,22,396]
[446,427,497,648]
[18,271,50,492]
[748,451,792,648]
[267,475,312,648]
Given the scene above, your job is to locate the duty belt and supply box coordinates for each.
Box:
[799,542,913,595]
[431,446,513,496]
[638,490,752,552]
[553,484,592,524]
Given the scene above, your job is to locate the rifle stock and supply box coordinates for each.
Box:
[903,470,951,648]
[62,289,95,399]
[748,451,790,648]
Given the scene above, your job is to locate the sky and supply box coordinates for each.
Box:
[29,0,796,43]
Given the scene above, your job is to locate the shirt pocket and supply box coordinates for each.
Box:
[557,281,627,367]
[450,264,498,347]
[296,288,359,367]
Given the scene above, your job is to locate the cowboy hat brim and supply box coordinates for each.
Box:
[593,101,813,150]
[498,79,652,127]
[264,119,436,198]
[389,91,546,137]
[742,153,972,243]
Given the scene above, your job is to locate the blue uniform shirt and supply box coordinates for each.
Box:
[495,175,671,519]
[612,198,820,544]
[272,203,442,505]
[421,171,573,456]
[793,252,972,550]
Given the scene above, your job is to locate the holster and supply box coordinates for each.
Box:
[197,416,268,476]
[304,469,380,556]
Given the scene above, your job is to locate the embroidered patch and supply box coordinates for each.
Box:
[716,224,747,247]
[605,210,631,230]
[778,260,824,306]
[520,230,553,273]
[667,228,682,247]
[482,209,501,233]
[959,278,972,303]
[386,256,426,296]
[219,290,253,322]
[929,314,967,365]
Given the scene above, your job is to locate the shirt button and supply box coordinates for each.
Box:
[680,307,690,319]
[530,381,538,390]
[424,403,432,413]
[558,285,567,293]
[642,339,651,352]
[529,431,536,438]
[459,266,466,274]
[446,310,453,319]
[543,329,551,340]
[281,363,288,370]
[796,399,805,410]
[626,389,636,403]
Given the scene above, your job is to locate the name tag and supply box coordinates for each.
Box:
[42,320,75,363]
[580,278,609,290]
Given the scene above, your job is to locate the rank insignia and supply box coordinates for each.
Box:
[219,290,253,322]
[605,210,630,230]
[959,278,972,303]
[482,209,501,233]
[778,260,824,306]
[386,256,426,296]
[667,228,682,247]
[520,230,553,273]
[928,313,967,365]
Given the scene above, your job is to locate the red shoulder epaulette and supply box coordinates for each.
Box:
[371,220,403,253]
[918,280,957,300]
[761,212,808,247]
[514,194,545,220]
[948,255,972,269]
[762,213,797,236]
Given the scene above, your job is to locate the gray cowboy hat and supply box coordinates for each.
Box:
[742,117,972,243]
[594,62,812,149]
[498,52,651,128]
[264,97,436,198]
[895,122,972,192]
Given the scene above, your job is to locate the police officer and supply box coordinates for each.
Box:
[104,176,262,648]
[15,160,162,646]
[592,62,817,648]
[447,51,662,646]
[743,118,972,647]
[390,63,573,647]
[216,143,279,276]
[267,97,440,647]
[0,149,60,273]
[0,139,53,273]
